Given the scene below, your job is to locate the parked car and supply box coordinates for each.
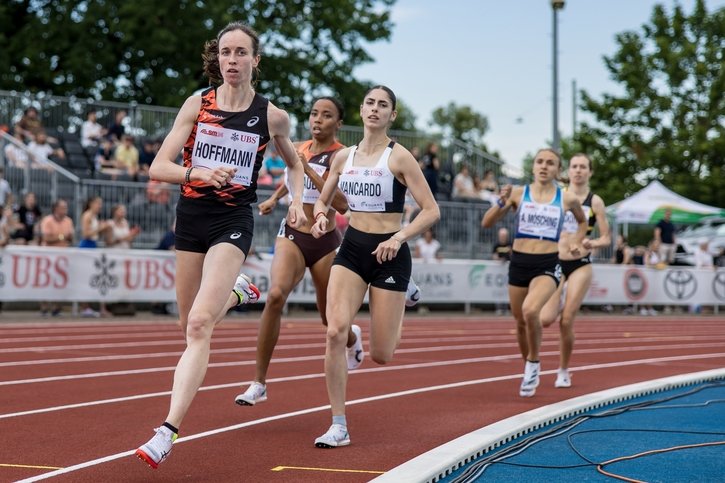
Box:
[675,216,725,265]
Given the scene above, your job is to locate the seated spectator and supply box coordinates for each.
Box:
[95,138,118,173]
[3,131,31,168]
[451,163,478,200]
[106,110,127,144]
[105,204,141,249]
[156,217,176,251]
[263,145,286,187]
[14,107,45,143]
[0,205,12,248]
[146,179,172,205]
[477,169,499,203]
[114,135,140,178]
[0,167,12,208]
[415,228,442,263]
[646,239,666,269]
[80,109,106,149]
[138,139,157,176]
[612,234,632,264]
[27,130,65,169]
[693,238,714,269]
[11,192,42,245]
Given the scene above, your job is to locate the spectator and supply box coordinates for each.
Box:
[477,169,499,203]
[451,163,478,200]
[0,205,12,248]
[105,204,141,249]
[654,208,676,264]
[419,142,440,198]
[0,167,12,207]
[146,179,172,205]
[114,135,140,178]
[138,139,157,176]
[39,199,74,316]
[95,138,117,173]
[646,239,666,269]
[14,107,44,143]
[107,110,127,144]
[415,228,442,263]
[156,217,176,251]
[10,192,42,245]
[27,130,65,168]
[78,195,110,248]
[3,131,31,168]
[80,109,106,149]
[151,218,176,315]
[715,247,725,268]
[693,238,714,269]
[263,144,286,187]
[491,227,512,315]
[612,234,632,264]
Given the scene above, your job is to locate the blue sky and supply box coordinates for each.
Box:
[355,0,724,173]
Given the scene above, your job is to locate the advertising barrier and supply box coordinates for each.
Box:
[1,246,723,307]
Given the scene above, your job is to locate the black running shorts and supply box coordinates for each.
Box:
[333,225,411,292]
[175,196,254,255]
[508,251,561,288]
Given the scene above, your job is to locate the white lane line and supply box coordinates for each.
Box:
[4,330,724,367]
[15,351,725,482]
[2,350,724,421]
[3,340,725,386]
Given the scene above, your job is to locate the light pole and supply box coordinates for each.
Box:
[551,0,565,152]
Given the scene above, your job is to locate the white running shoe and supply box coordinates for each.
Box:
[233,273,260,306]
[405,279,421,307]
[519,360,540,397]
[135,426,178,469]
[235,382,267,406]
[347,324,365,370]
[314,424,350,448]
[555,369,571,388]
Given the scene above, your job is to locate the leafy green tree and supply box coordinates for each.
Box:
[575,0,725,208]
[0,0,396,124]
[430,101,490,149]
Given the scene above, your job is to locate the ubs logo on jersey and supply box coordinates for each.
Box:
[363,169,384,177]
[200,128,223,137]
[247,116,260,127]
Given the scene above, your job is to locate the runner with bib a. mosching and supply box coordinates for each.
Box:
[539,153,610,389]
[482,148,586,398]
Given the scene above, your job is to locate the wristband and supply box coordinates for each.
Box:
[185,167,194,184]
[314,212,326,221]
[496,198,506,208]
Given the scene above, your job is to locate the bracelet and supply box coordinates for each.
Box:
[185,166,194,184]
[314,212,326,221]
[496,198,506,208]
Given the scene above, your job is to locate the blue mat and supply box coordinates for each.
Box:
[442,380,725,482]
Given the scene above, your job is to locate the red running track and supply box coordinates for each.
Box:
[1,314,724,482]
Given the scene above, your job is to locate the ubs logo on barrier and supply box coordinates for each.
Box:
[663,270,697,300]
[713,271,725,301]
[624,268,647,300]
[90,254,119,296]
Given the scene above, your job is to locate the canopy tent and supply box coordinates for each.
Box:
[607,180,725,224]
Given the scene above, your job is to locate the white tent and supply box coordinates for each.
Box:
[607,180,725,225]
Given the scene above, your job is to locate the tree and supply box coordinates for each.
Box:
[430,102,490,148]
[0,0,396,124]
[574,0,725,208]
